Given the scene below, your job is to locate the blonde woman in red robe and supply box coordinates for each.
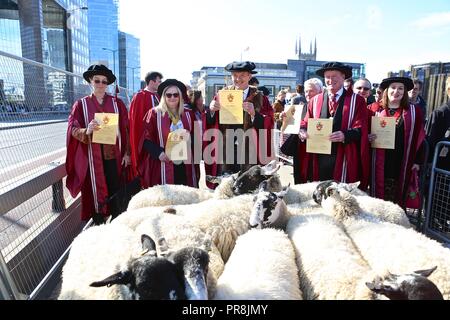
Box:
[66,64,130,224]
[369,77,425,207]
[139,79,198,188]
[297,62,370,190]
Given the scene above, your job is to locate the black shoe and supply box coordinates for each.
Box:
[92,212,105,225]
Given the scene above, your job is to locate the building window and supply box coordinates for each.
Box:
[214,84,226,93]
[265,85,275,96]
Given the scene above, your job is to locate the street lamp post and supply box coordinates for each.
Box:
[102,47,118,77]
[127,66,140,94]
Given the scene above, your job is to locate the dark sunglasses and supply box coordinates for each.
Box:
[94,79,108,85]
[356,87,370,91]
[165,93,180,98]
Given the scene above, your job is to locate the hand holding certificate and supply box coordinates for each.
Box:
[282,103,304,134]
[166,128,189,161]
[218,89,243,124]
[371,116,396,149]
[92,113,118,145]
[306,118,333,154]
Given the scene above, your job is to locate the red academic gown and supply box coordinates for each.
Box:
[203,86,274,189]
[66,94,129,220]
[129,89,159,176]
[138,108,198,188]
[371,105,425,207]
[297,89,370,190]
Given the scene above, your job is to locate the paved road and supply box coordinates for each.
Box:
[0,122,67,176]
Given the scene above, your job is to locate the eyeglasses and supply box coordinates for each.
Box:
[165,93,180,98]
[356,87,371,91]
[94,79,108,85]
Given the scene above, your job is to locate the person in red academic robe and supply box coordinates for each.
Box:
[297,62,370,190]
[369,77,425,208]
[66,64,130,224]
[204,61,274,189]
[139,79,198,188]
[129,71,162,177]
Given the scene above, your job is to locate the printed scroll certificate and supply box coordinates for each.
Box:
[218,89,243,124]
[282,104,304,134]
[306,118,333,155]
[371,116,396,149]
[166,129,188,161]
[92,113,118,145]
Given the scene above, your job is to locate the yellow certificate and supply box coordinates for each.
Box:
[371,116,396,149]
[92,113,118,145]
[218,89,243,124]
[166,129,188,161]
[306,118,333,155]
[282,104,305,134]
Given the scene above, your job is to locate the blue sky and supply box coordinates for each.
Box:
[119,0,450,84]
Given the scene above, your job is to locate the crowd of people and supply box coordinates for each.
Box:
[65,61,450,224]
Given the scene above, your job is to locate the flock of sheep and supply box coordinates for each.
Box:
[58,160,449,300]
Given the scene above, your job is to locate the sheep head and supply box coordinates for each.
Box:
[319,182,361,220]
[232,160,282,195]
[90,234,186,300]
[249,181,289,229]
[89,234,210,300]
[366,266,443,300]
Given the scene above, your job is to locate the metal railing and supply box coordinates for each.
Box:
[0,50,131,299]
[424,141,450,247]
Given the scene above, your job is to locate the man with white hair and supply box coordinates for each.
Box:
[298,62,370,190]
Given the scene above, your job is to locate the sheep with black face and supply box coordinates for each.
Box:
[59,223,210,300]
[366,267,444,300]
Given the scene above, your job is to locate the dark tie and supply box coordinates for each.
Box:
[329,94,338,116]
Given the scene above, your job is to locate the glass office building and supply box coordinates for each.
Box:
[118,31,140,94]
[87,0,119,80]
[0,0,89,110]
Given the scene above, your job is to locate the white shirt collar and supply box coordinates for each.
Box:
[329,87,344,100]
[243,87,250,99]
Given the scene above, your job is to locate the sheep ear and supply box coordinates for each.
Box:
[90,271,132,287]
[344,181,360,192]
[141,234,157,257]
[261,160,281,175]
[275,184,290,198]
[205,175,221,184]
[414,266,437,278]
[258,180,268,192]
[201,234,212,252]
[158,237,169,256]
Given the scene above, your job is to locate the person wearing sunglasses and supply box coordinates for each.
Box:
[66,64,131,224]
[129,71,163,178]
[139,79,198,188]
[353,78,375,105]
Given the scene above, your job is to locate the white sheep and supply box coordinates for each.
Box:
[214,228,303,300]
[59,223,141,300]
[322,184,450,299]
[116,194,255,263]
[58,223,210,300]
[133,211,225,299]
[313,181,410,228]
[286,214,376,300]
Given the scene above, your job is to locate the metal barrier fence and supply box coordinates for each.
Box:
[0,50,131,299]
[273,129,293,165]
[424,141,450,247]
